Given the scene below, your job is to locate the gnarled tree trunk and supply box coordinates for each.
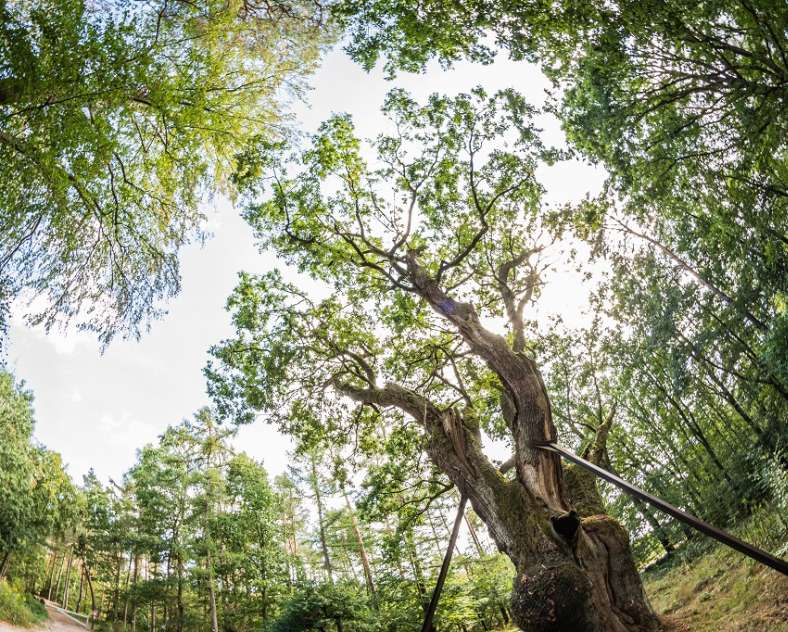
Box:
[339,257,662,632]
[431,407,658,631]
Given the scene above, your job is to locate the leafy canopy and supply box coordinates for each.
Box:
[207,87,561,459]
[0,0,331,344]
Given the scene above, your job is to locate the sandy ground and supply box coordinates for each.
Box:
[0,601,87,632]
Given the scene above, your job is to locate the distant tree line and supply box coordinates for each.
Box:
[0,376,517,630]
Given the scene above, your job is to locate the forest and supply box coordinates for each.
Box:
[0,0,786,631]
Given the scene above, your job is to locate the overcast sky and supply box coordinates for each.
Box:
[7,47,606,486]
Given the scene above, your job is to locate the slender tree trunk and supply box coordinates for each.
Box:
[633,499,674,556]
[706,370,772,446]
[0,551,11,579]
[615,220,766,330]
[405,532,434,632]
[425,509,446,557]
[62,553,73,608]
[175,551,184,632]
[422,496,466,632]
[122,553,134,631]
[645,370,735,490]
[383,517,408,581]
[282,545,292,588]
[111,551,123,622]
[46,553,58,600]
[341,486,377,605]
[590,436,676,559]
[285,485,302,585]
[341,534,360,583]
[308,456,342,632]
[436,502,475,576]
[99,591,107,623]
[50,553,66,601]
[206,554,219,632]
[149,558,156,632]
[437,502,469,560]
[83,560,97,629]
[289,512,301,582]
[259,557,269,623]
[42,551,57,596]
[463,510,486,557]
[76,565,84,614]
[309,455,334,584]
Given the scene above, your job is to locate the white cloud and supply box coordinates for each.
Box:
[97,411,159,448]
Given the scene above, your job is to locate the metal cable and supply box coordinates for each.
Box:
[534,441,788,576]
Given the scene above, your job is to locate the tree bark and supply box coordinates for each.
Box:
[342,383,659,630]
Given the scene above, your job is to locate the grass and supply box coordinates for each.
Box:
[0,580,48,628]
[643,509,788,631]
[490,511,787,632]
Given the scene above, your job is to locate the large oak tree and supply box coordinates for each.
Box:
[207,89,661,631]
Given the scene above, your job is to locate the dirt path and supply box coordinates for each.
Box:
[0,601,87,632]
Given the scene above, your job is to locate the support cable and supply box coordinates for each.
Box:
[533,441,788,576]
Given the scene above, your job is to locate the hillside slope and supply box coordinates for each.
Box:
[644,535,788,630]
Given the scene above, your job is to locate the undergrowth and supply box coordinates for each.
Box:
[0,580,48,628]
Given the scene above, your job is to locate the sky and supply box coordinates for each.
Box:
[7,46,606,486]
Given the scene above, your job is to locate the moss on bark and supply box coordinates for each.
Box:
[510,562,600,631]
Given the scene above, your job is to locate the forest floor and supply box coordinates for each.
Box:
[645,539,788,631]
[0,602,85,632]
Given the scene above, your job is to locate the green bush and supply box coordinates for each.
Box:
[24,594,48,623]
[272,581,377,632]
[0,580,47,627]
